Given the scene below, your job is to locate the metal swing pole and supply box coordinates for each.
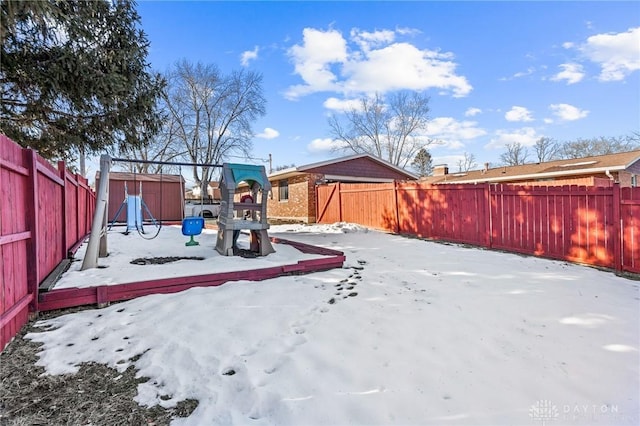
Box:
[81,155,111,270]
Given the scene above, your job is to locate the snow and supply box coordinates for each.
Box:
[27,223,639,425]
[53,225,330,289]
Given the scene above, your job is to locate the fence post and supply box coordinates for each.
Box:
[337,182,342,222]
[612,183,622,273]
[25,149,39,315]
[58,161,67,259]
[392,181,400,233]
[76,173,81,250]
[485,183,492,248]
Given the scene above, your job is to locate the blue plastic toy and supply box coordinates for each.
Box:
[182,217,205,246]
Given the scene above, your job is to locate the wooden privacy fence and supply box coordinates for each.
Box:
[317,181,639,274]
[1,135,95,350]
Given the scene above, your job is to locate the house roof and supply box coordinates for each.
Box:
[268,153,418,181]
[428,150,640,184]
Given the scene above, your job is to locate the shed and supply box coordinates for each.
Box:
[95,171,185,223]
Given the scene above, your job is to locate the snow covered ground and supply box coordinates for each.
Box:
[27,223,639,425]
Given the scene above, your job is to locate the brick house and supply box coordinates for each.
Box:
[424,150,640,187]
[266,154,417,223]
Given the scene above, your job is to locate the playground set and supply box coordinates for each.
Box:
[34,155,345,311]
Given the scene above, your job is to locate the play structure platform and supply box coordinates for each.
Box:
[37,236,345,312]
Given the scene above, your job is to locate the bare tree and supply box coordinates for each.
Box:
[162,60,266,194]
[500,142,529,166]
[561,134,640,159]
[328,91,431,168]
[456,151,477,172]
[533,137,561,163]
[411,147,433,177]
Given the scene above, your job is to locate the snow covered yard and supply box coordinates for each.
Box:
[25,223,639,425]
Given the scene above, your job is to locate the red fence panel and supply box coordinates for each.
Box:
[1,135,32,349]
[396,183,488,246]
[490,185,615,268]
[316,180,636,274]
[1,135,95,350]
[621,187,640,273]
[339,183,396,232]
[36,157,65,284]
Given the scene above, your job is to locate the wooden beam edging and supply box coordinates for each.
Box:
[37,237,345,311]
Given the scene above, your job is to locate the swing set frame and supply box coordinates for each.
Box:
[81,155,223,270]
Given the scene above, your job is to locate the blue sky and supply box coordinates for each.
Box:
[136,0,640,172]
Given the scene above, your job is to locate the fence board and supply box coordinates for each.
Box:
[621,187,640,273]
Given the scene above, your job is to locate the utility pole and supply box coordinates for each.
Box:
[269,153,272,174]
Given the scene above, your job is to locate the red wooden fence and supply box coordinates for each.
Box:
[317,181,638,274]
[1,135,95,350]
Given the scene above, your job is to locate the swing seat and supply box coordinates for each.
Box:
[182,216,204,247]
[182,217,204,236]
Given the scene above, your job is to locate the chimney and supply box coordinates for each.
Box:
[482,162,489,174]
[433,164,449,176]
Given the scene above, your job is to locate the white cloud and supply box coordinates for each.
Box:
[425,117,487,149]
[577,27,640,81]
[465,107,482,117]
[396,27,421,36]
[285,27,471,99]
[485,127,539,149]
[350,28,395,51]
[500,67,535,81]
[240,46,259,67]
[307,138,346,152]
[256,127,280,139]
[549,103,589,121]
[286,28,348,98]
[505,106,534,122]
[464,108,482,117]
[323,97,363,112]
[551,63,585,84]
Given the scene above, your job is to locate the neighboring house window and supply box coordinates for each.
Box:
[632,175,637,187]
[279,179,289,201]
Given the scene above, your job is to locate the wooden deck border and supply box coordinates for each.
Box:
[38,237,345,311]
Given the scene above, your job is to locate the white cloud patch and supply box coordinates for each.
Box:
[424,117,487,149]
[570,26,640,81]
[286,28,348,98]
[285,27,471,99]
[323,97,363,112]
[500,67,535,81]
[549,103,589,121]
[350,28,395,51]
[256,127,280,139]
[465,107,482,117]
[505,106,534,122]
[240,46,259,67]
[551,63,585,84]
[307,138,347,152]
[485,127,540,149]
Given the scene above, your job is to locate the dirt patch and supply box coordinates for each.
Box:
[0,308,198,425]
[130,256,204,265]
